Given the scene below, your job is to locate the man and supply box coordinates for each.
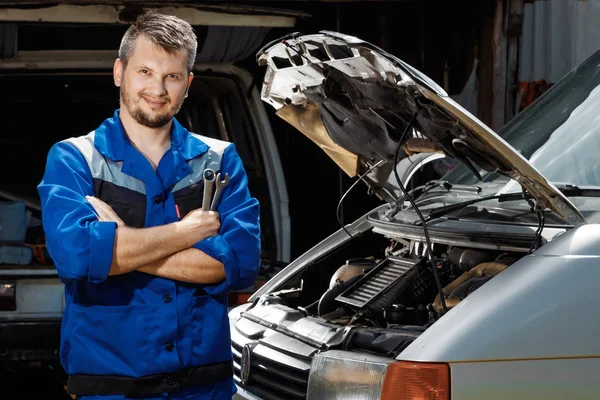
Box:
[37,10,260,399]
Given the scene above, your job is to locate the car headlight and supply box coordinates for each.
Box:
[307,350,450,400]
[307,350,391,399]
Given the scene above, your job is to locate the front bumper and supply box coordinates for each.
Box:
[0,319,61,361]
[233,385,265,400]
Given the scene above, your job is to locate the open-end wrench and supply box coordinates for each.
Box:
[202,168,216,211]
[210,172,230,211]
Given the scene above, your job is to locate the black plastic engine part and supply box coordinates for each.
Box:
[364,259,439,321]
[335,257,416,309]
[318,274,363,316]
[383,303,429,326]
[344,326,425,357]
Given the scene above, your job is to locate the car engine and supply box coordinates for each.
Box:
[310,240,521,329]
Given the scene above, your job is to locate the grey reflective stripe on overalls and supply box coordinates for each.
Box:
[64,131,229,202]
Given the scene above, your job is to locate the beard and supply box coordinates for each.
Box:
[120,83,184,129]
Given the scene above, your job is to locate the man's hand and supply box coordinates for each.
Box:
[86,195,220,248]
[177,208,221,247]
[86,196,223,281]
[86,196,125,227]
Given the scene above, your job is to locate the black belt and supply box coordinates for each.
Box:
[66,360,233,397]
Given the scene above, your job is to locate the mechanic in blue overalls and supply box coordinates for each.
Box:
[37,10,260,399]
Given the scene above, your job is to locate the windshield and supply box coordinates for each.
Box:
[443,48,600,190]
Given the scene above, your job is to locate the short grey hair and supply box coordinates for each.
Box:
[118,10,198,72]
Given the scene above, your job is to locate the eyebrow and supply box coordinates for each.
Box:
[133,65,184,76]
[133,64,153,71]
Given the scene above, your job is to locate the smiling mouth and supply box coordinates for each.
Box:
[142,96,168,108]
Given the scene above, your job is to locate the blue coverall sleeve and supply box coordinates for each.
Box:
[37,142,117,283]
[193,144,261,295]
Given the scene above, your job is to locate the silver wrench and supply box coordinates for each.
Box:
[201,168,216,211]
[210,172,230,211]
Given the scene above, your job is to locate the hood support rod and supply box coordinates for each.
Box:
[393,112,448,313]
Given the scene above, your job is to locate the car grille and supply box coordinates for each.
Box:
[232,341,310,399]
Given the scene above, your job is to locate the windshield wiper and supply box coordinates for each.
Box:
[419,192,531,223]
[552,183,600,197]
[418,180,482,197]
[391,180,482,217]
[419,184,600,224]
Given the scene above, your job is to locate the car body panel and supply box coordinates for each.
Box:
[450,358,600,400]
[0,195,63,361]
[232,386,265,400]
[398,224,600,362]
[0,276,63,321]
[257,31,586,226]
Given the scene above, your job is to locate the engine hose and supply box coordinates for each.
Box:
[318,274,364,316]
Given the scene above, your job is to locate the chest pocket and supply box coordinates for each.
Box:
[94,180,147,228]
[172,182,204,218]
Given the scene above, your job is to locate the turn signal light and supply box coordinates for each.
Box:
[381,361,450,400]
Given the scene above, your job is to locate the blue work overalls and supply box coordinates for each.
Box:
[38,110,261,399]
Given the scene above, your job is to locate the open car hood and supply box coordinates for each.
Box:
[256,31,586,226]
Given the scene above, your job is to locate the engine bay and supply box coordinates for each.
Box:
[250,232,526,357]
[316,244,521,326]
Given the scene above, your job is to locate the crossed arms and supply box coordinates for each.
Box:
[87,195,225,284]
[37,141,261,292]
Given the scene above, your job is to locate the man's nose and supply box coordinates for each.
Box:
[147,76,168,96]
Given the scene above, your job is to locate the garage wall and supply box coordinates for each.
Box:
[518,0,600,110]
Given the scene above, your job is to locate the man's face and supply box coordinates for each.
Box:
[114,34,193,128]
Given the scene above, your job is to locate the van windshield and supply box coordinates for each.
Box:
[443,48,600,190]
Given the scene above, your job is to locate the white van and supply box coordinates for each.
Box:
[230,31,600,400]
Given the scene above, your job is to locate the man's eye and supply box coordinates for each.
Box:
[140,69,149,74]
[168,74,179,79]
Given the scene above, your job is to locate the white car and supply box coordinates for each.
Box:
[229,31,600,400]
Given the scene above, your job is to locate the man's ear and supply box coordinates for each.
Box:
[187,72,194,90]
[184,72,194,99]
[114,59,123,87]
